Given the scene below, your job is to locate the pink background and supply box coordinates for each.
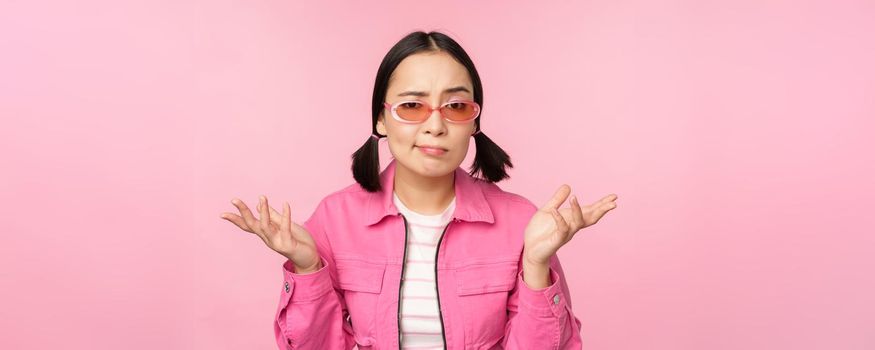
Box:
[2,0,873,349]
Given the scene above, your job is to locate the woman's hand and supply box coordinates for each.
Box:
[220,195,322,273]
[524,185,618,266]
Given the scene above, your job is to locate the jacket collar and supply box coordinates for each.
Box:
[364,159,495,226]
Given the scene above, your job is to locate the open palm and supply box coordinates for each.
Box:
[524,184,618,265]
[220,195,322,272]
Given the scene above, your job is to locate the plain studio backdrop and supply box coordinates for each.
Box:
[1,1,873,349]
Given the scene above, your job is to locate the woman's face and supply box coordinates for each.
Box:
[376,51,477,178]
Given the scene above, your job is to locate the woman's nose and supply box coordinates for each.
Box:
[422,108,447,134]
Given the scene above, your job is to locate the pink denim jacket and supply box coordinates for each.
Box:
[274,159,583,349]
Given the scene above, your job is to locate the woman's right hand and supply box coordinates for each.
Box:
[220,195,322,274]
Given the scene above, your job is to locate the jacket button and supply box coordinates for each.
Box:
[553,294,560,304]
[284,281,290,293]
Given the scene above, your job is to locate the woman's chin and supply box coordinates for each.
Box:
[416,157,457,176]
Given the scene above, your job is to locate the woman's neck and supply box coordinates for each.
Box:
[393,163,455,215]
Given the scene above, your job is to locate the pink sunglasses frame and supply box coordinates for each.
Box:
[383,99,481,124]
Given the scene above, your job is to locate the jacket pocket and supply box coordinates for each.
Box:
[454,261,518,347]
[336,263,385,293]
[335,258,386,347]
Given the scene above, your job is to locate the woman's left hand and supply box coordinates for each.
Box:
[523,184,618,266]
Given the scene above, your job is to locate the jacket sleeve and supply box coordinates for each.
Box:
[501,252,584,349]
[273,198,355,350]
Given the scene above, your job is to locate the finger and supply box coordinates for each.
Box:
[591,201,618,223]
[570,195,585,231]
[550,207,570,243]
[260,200,283,232]
[601,200,618,214]
[580,193,616,211]
[542,184,571,211]
[232,198,261,233]
[259,195,271,234]
[220,212,252,233]
[281,201,291,235]
[227,200,269,243]
[552,208,570,233]
[268,205,285,227]
[598,197,618,211]
[598,193,619,205]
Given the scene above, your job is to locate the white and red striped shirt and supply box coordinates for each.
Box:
[393,191,455,350]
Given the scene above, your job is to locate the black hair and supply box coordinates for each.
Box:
[351,30,513,193]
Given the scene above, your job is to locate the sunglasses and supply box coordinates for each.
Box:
[383,99,481,124]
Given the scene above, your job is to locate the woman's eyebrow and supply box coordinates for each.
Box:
[397,86,470,97]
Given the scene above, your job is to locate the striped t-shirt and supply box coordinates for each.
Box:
[393,191,455,350]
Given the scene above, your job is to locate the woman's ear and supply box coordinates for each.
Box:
[376,115,387,137]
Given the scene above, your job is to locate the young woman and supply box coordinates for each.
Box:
[221,31,618,350]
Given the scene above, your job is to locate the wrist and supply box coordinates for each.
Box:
[292,258,323,275]
[521,264,551,289]
[522,249,550,268]
[522,263,550,289]
[521,249,551,289]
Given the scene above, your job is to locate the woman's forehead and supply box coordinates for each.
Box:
[388,53,472,96]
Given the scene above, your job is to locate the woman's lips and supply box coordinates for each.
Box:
[417,146,447,156]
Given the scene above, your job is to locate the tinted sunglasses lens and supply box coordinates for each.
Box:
[395,102,426,121]
[444,102,477,121]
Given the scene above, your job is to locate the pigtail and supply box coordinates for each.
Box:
[351,134,383,192]
[469,131,513,182]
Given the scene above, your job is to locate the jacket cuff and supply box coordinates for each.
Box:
[516,267,566,318]
[281,257,333,303]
